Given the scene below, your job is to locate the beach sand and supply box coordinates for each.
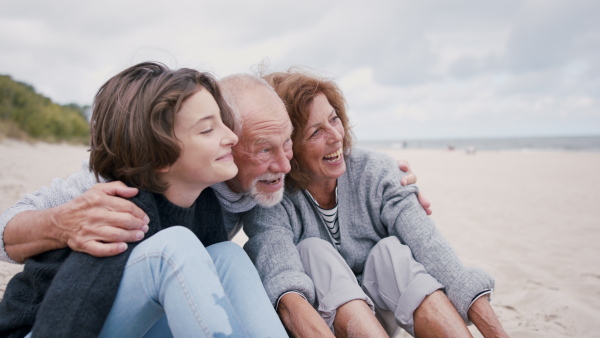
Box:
[1,140,599,337]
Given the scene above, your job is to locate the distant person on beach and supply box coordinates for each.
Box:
[0,62,286,337]
[240,69,508,337]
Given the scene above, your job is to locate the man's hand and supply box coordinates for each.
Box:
[53,181,149,257]
[5,181,149,262]
[398,159,432,215]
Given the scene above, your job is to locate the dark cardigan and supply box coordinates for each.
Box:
[0,188,227,338]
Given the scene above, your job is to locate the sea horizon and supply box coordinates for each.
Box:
[358,134,600,153]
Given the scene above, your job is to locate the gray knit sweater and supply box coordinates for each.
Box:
[242,148,494,323]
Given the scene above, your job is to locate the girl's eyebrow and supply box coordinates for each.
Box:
[190,114,215,129]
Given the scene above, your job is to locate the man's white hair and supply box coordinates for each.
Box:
[218,73,280,137]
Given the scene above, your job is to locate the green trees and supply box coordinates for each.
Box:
[0,75,90,143]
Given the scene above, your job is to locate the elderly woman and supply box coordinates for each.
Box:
[242,70,508,337]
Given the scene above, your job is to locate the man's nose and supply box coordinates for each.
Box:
[269,150,291,174]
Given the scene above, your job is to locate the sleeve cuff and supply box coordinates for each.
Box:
[468,289,493,308]
[276,290,307,311]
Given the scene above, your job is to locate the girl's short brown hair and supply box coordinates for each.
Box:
[89,62,235,193]
[263,69,355,191]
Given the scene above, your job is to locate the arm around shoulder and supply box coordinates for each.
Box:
[3,181,149,263]
[1,164,98,263]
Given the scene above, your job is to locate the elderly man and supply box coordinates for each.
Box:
[0,74,496,337]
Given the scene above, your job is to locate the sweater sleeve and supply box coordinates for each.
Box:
[31,248,132,338]
[364,151,494,324]
[242,201,316,308]
[30,190,156,337]
[0,162,99,263]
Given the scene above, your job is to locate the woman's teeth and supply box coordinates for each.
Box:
[323,148,343,163]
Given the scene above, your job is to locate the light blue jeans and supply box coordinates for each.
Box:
[95,226,287,338]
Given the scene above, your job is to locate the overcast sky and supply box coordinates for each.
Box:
[1,0,598,140]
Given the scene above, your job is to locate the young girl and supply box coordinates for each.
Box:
[0,62,286,337]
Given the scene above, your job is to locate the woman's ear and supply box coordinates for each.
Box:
[156,166,171,173]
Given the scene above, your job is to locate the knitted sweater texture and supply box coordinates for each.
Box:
[242,148,494,323]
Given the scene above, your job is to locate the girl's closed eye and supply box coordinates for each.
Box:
[200,127,213,134]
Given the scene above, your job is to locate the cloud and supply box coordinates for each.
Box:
[0,0,598,139]
[502,0,600,73]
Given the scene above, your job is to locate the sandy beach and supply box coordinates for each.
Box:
[1,140,599,337]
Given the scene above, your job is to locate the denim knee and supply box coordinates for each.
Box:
[207,241,253,268]
[154,226,198,245]
[132,226,212,267]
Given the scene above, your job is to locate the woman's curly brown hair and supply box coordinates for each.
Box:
[263,69,354,191]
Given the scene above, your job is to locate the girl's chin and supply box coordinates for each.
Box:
[218,165,238,182]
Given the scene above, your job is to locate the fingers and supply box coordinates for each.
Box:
[102,197,150,228]
[416,192,433,215]
[53,182,150,257]
[65,213,147,255]
[114,185,140,199]
[401,173,418,186]
[79,240,129,257]
[81,208,147,238]
[398,159,411,173]
[398,159,417,186]
[83,184,149,227]
[94,181,139,198]
[98,211,149,238]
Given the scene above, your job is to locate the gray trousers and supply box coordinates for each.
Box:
[297,237,443,336]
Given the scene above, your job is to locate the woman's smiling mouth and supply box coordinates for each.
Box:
[323,148,343,163]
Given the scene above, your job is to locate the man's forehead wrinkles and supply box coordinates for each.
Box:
[254,138,270,145]
[244,118,291,136]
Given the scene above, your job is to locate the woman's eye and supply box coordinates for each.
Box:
[309,129,320,139]
[200,128,213,134]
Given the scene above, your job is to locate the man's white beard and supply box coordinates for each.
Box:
[248,173,285,207]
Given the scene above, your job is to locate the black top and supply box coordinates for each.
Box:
[0,188,226,338]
